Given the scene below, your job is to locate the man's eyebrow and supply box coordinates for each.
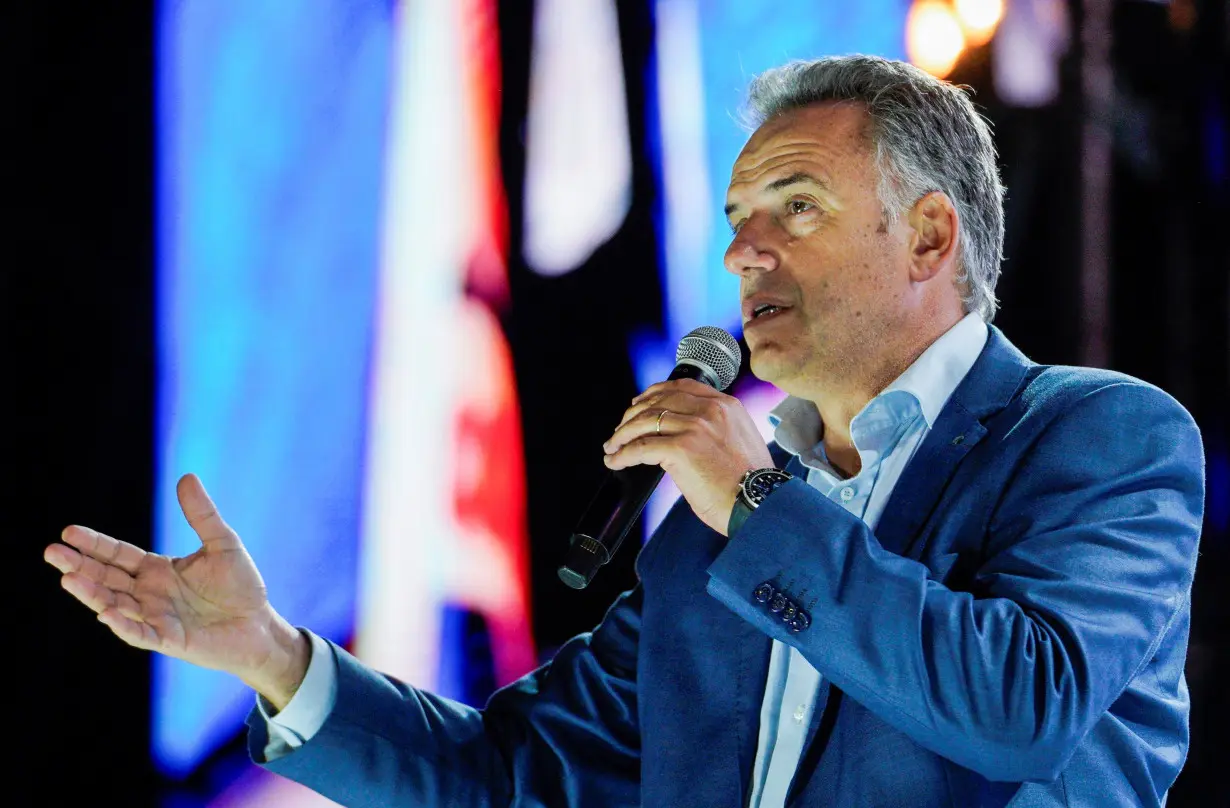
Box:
[765,171,829,193]
[724,171,830,217]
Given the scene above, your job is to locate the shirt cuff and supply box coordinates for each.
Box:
[254,629,338,756]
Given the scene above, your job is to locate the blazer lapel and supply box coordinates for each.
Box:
[777,328,1033,805]
[747,330,1032,806]
[874,326,1031,559]
[874,405,985,557]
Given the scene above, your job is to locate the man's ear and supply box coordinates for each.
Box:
[906,191,959,281]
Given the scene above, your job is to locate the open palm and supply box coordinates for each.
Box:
[45,473,280,679]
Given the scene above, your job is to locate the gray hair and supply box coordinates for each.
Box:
[744,55,1005,322]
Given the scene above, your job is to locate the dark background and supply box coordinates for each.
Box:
[10,1,1227,805]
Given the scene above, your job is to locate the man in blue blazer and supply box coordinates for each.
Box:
[46,56,1203,806]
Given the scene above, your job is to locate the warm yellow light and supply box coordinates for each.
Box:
[907,1,966,79]
[955,0,1005,46]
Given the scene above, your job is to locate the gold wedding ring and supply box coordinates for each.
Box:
[656,409,669,435]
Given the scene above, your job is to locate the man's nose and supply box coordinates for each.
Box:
[723,233,780,276]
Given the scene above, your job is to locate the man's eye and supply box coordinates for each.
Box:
[729,219,745,234]
[788,199,815,215]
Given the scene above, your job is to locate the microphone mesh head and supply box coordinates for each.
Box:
[676,326,741,391]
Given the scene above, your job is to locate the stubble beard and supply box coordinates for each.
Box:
[751,311,885,400]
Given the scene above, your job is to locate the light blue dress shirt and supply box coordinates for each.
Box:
[259,313,990,805]
[746,312,988,807]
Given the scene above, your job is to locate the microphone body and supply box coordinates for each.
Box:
[558,327,741,590]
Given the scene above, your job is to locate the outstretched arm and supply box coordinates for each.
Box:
[250,586,644,808]
[48,471,648,806]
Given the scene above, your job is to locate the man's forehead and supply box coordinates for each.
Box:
[747,99,868,144]
[727,149,833,190]
[728,102,869,192]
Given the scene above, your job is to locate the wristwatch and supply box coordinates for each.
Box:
[727,467,795,537]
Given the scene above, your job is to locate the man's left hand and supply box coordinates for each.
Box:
[603,378,775,536]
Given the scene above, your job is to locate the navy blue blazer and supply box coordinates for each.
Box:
[250,326,1205,807]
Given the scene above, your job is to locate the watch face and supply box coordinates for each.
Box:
[745,470,792,505]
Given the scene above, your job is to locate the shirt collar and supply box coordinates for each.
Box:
[878,312,989,427]
[768,312,989,456]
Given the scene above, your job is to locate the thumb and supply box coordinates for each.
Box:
[177,473,240,551]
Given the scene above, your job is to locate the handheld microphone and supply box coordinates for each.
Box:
[557,326,742,590]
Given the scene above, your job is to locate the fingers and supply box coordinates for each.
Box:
[97,609,161,652]
[619,379,725,430]
[608,389,718,453]
[46,539,138,595]
[603,378,737,465]
[59,525,146,574]
[47,532,148,619]
[605,406,670,455]
[177,473,240,551]
[603,407,706,472]
[631,377,723,407]
[49,541,162,651]
[603,432,678,471]
[76,552,137,597]
[59,572,142,620]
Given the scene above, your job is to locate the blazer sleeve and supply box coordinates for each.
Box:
[705,380,1204,783]
[247,584,644,807]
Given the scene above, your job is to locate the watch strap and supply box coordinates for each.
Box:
[727,495,755,538]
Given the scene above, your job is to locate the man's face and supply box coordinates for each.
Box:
[724,101,912,393]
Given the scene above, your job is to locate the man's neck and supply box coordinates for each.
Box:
[803,312,963,478]
[811,381,884,479]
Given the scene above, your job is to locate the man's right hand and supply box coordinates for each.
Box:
[44,473,310,712]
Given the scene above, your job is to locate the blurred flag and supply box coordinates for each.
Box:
[355,0,535,699]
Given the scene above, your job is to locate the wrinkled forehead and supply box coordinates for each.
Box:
[729,101,872,186]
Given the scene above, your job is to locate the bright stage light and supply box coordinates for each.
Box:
[955,0,1004,46]
[906,0,966,79]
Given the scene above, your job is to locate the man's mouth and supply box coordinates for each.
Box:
[751,304,788,320]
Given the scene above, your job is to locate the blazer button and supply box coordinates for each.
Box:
[781,602,798,621]
[769,593,789,614]
[789,610,811,633]
[753,582,775,603]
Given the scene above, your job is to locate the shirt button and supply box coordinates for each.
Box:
[840,486,855,502]
[793,704,808,723]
